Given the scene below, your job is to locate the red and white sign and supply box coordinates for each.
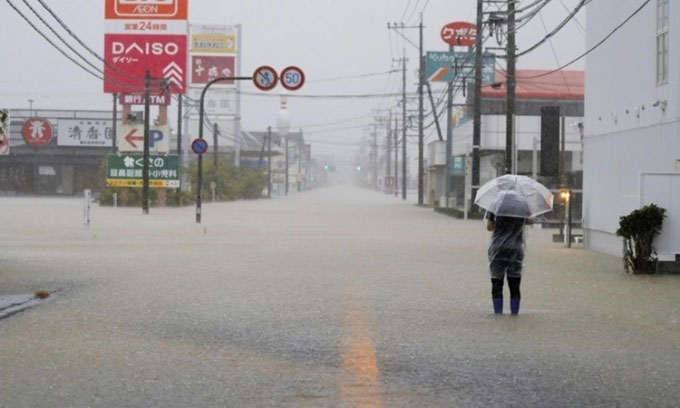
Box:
[280,66,305,91]
[253,66,278,91]
[441,22,477,47]
[22,118,53,147]
[106,0,188,20]
[191,56,235,85]
[104,33,187,94]
[119,93,170,105]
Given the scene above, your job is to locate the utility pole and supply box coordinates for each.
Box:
[471,0,484,213]
[394,115,399,198]
[402,52,408,201]
[213,122,219,178]
[267,127,272,198]
[142,70,151,215]
[417,13,425,205]
[386,110,392,192]
[298,132,302,192]
[285,136,289,195]
[373,122,378,190]
[506,0,517,175]
[445,43,454,208]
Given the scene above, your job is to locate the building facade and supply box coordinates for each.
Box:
[584,0,680,256]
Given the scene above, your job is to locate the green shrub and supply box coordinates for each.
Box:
[616,204,666,274]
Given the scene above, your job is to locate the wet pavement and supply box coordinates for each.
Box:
[1,188,679,407]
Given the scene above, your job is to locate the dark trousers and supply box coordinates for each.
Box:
[491,277,521,299]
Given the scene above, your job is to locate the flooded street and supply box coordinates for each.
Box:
[1,187,679,407]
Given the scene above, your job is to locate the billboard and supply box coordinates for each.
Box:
[103,33,187,94]
[191,55,235,85]
[105,0,188,20]
[57,119,113,147]
[190,25,237,53]
[0,109,8,155]
[188,88,237,117]
[107,154,180,188]
[425,51,495,84]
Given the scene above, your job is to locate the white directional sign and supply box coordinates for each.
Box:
[117,123,170,153]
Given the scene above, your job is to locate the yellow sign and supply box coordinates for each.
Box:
[191,34,235,53]
[107,179,178,188]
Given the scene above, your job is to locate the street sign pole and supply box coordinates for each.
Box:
[142,70,151,215]
[197,75,252,223]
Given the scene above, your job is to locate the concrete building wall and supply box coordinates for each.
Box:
[584,0,680,256]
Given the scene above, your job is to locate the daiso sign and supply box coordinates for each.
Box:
[104,34,187,94]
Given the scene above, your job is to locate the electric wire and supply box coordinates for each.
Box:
[513,0,652,80]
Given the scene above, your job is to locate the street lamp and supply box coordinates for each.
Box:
[277,96,291,195]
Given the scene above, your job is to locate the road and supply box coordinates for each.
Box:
[1,187,679,407]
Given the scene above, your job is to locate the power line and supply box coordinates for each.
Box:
[514,0,652,80]
[21,0,102,74]
[4,0,103,80]
[511,0,587,58]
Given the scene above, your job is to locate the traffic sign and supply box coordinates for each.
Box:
[104,33,187,94]
[106,0,188,20]
[22,118,53,147]
[117,123,170,153]
[191,138,208,155]
[441,22,477,47]
[280,66,305,91]
[252,66,278,91]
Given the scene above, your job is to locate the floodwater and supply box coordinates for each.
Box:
[1,187,679,407]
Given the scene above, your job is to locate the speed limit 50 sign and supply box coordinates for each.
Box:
[280,66,305,91]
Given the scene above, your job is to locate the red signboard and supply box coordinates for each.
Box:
[22,118,53,147]
[191,56,235,85]
[119,93,170,105]
[104,33,187,94]
[105,0,188,20]
[441,22,477,47]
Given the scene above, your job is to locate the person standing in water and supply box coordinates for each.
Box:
[485,192,533,316]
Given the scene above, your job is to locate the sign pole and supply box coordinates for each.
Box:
[142,70,151,215]
[112,93,118,153]
[197,75,253,223]
[267,126,272,198]
[177,94,183,205]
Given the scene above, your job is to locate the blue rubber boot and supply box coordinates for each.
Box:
[510,298,520,315]
[492,298,503,315]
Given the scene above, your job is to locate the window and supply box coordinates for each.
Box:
[657,0,669,85]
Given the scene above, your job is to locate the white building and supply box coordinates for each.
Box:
[584,0,680,257]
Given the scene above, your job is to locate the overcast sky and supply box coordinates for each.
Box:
[0,0,586,161]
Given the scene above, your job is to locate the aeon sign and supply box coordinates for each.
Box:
[105,0,188,20]
[104,34,187,94]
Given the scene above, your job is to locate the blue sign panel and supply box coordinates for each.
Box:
[425,51,496,84]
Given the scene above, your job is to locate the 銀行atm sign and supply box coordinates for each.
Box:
[106,0,188,20]
[104,33,187,94]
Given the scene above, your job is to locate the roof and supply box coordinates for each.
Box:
[481,70,584,101]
